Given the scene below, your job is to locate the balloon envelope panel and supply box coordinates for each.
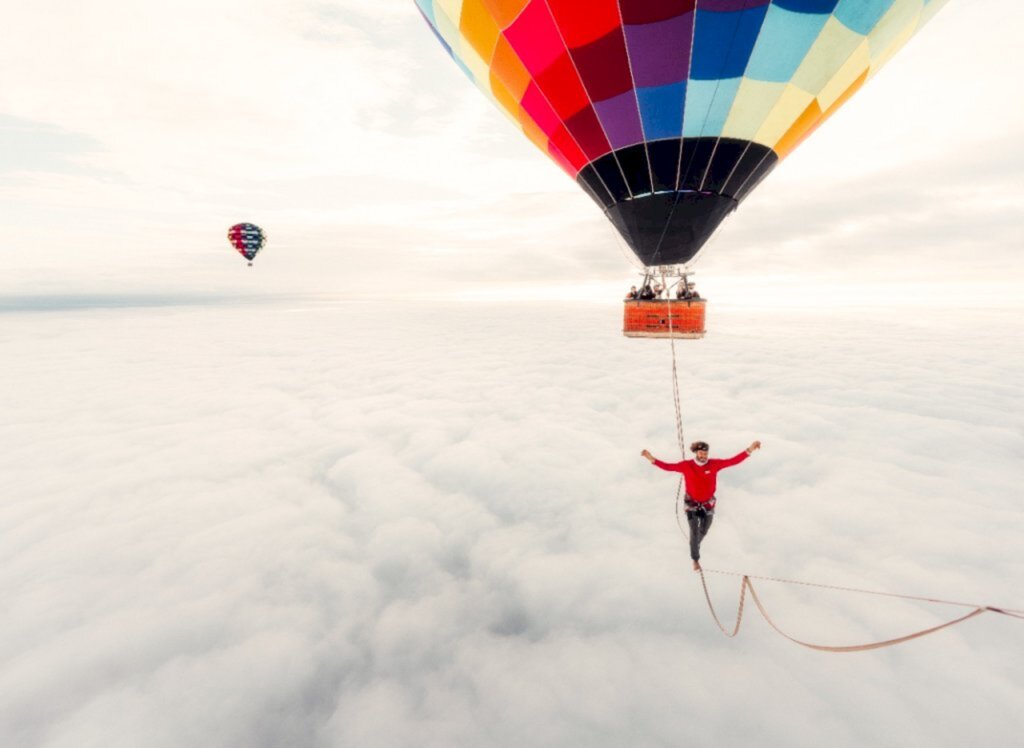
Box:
[417,0,948,266]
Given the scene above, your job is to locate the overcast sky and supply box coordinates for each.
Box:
[1,0,1021,304]
[2,300,1022,746]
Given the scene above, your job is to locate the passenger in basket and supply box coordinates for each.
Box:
[677,282,700,300]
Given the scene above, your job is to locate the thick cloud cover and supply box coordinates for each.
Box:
[1,298,1021,747]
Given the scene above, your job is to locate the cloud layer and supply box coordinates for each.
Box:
[1,298,1021,746]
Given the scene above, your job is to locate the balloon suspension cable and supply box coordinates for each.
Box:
[660,298,1024,648]
[662,270,689,539]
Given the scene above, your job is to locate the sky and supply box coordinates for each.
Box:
[2,2,1023,746]
[1,0,1022,304]
[1,300,1022,746]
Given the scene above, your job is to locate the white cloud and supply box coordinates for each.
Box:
[1,299,1021,746]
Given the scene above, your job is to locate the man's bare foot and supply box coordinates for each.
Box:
[692,560,702,572]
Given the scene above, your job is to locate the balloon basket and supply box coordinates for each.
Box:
[623,300,706,339]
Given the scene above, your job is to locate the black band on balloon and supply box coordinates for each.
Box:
[605,192,738,266]
[576,137,777,266]
[578,137,776,205]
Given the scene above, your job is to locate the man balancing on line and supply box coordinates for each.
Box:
[641,440,761,571]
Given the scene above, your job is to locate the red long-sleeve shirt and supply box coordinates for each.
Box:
[652,452,749,508]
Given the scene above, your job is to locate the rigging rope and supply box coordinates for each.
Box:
[694,571,1018,652]
[703,569,1024,615]
[662,273,689,539]
[658,308,1022,647]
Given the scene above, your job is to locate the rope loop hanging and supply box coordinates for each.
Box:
[694,570,1022,652]
[699,568,746,637]
[653,274,1020,650]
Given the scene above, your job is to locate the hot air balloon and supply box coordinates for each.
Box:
[416,0,948,336]
[227,223,266,267]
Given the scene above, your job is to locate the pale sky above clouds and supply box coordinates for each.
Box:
[1,1,1021,303]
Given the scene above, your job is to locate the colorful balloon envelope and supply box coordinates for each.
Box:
[416,0,948,267]
[227,223,266,265]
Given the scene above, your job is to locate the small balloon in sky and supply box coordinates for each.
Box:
[227,223,266,267]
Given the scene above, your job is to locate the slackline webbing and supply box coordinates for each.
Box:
[659,307,1022,649]
[695,570,1020,652]
[703,569,1024,615]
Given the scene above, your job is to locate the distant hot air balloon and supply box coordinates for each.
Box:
[416,0,949,333]
[227,223,266,267]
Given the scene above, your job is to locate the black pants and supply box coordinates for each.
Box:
[686,508,714,561]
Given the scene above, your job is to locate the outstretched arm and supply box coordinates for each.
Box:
[641,449,685,472]
[716,441,763,469]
